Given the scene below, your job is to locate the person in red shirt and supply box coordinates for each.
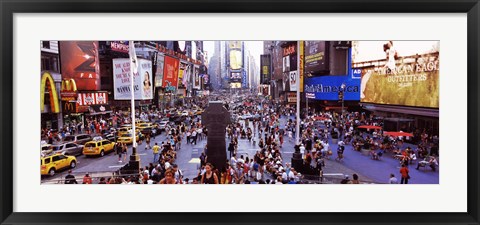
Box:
[399,164,410,184]
[82,173,92,184]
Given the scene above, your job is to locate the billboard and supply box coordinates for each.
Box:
[193,65,200,89]
[154,54,165,87]
[260,54,271,85]
[230,72,241,82]
[59,41,100,91]
[304,41,329,74]
[289,71,298,91]
[304,76,361,101]
[178,61,188,89]
[230,82,241,89]
[162,56,180,90]
[76,92,108,105]
[229,50,242,70]
[112,58,153,100]
[352,41,439,108]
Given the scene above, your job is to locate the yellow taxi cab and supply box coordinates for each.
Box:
[82,139,115,157]
[41,153,77,176]
[116,132,141,145]
[195,109,204,115]
[137,122,154,130]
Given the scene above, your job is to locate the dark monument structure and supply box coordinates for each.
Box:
[202,101,231,172]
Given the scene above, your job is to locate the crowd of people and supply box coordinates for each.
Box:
[55,93,439,185]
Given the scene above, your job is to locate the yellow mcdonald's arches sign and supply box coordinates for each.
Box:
[61,79,77,92]
[40,72,60,113]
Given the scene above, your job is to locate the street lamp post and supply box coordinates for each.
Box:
[340,83,346,124]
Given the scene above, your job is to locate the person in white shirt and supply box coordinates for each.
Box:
[389,173,398,184]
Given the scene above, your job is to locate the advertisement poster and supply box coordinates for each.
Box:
[304,41,329,74]
[304,75,361,101]
[229,50,242,70]
[59,41,100,91]
[289,71,297,91]
[76,92,108,105]
[193,65,200,89]
[260,54,271,85]
[162,56,180,91]
[178,61,188,89]
[155,54,165,87]
[112,58,153,100]
[352,41,439,108]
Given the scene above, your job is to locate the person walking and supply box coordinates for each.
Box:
[115,142,123,163]
[145,134,151,150]
[152,142,160,163]
[399,164,410,184]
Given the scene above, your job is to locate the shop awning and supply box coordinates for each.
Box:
[357,125,382,130]
[88,105,113,115]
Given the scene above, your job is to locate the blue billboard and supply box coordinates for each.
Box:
[304,75,360,101]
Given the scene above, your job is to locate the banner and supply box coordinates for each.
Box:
[305,75,360,101]
[289,71,298,91]
[304,41,329,74]
[299,41,304,92]
[193,65,200,89]
[112,58,153,100]
[178,61,188,89]
[59,41,100,91]
[162,56,180,91]
[76,92,108,106]
[242,70,247,88]
[352,41,440,108]
[110,41,129,53]
[155,54,165,87]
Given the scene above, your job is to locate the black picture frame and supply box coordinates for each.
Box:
[1,0,479,224]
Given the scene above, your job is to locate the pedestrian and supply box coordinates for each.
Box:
[122,143,128,162]
[186,130,191,144]
[389,173,398,184]
[191,130,197,145]
[64,170,77,184]
[115,142,123,163]
[82,172,92,184]
[201,163,219,184]
[152,142,160,163]
[145,134,151,150]
[399,164,410,184]
[351,174,360,184]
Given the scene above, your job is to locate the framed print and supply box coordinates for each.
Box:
[1,0,479,224]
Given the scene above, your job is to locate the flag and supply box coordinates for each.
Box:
[129,41,138,74]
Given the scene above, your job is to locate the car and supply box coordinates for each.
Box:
[158,121,168,131]
[82,139,116,157]
[62,134,92,145]
[41,153,77,176]
[137,122,154,135]
[116,132,141,145]
[50,142,84,156]
[195,109,204,115]
[240,114,253,120]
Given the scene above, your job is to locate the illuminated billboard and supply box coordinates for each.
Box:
[229,50,242,70]
[59,41,100,91]
[352,41,439,108]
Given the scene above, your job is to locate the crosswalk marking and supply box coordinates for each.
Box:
[188,158,200,164]
[108,165,126,168]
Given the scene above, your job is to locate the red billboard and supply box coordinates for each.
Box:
[60,41,100,91]
[162,56,180,89]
